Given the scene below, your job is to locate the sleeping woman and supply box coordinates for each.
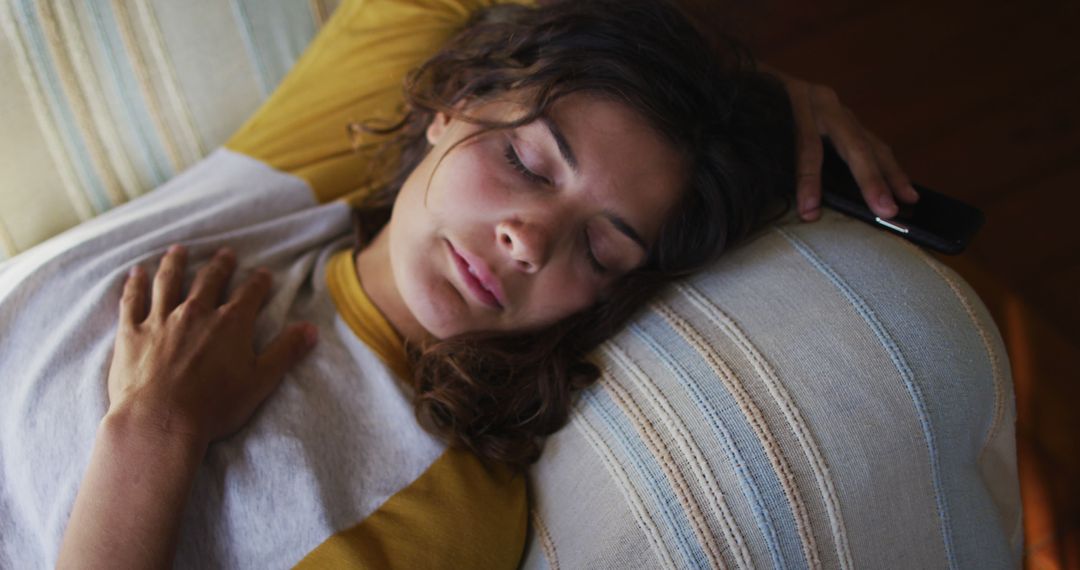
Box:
[0,0,917,567]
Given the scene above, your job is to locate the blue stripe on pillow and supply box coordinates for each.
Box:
[626,321,787,569]
[83,0,172,186]
[230,0,318,97]
[631,314,811,570]
[581,387,712,569]
[598,340,753,568]
[672,280,855,568]
[777,226,958,570]
[13,0,109,213]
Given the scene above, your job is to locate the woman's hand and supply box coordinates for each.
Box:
[107,243,318,447]
[762,64,921,222]
[59,244,318,569]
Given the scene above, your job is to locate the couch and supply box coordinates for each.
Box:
[0,0,1021,567]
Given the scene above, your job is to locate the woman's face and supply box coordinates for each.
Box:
[375,91,687,340]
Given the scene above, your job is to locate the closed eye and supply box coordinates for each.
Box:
[584,229,607,274]
[503,143,550,186]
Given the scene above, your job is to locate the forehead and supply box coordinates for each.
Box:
[533,92,688,245]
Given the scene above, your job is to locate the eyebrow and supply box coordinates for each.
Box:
[539,112,648,253]
[539,114,579,175]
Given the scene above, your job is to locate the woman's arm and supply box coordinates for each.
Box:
[57,244,318,569]
[56,407,206,569]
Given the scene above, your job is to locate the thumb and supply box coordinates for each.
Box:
[255,322,318,393]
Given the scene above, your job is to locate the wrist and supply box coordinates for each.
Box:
[102,403,209,460]
[59,401,207,569]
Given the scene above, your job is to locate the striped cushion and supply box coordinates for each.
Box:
[0,0,340,260]
[523,209,1022,569]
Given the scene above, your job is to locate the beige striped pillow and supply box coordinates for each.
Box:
[522,209,1022,569]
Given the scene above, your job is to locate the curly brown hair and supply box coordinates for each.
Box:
[350,0,795,472]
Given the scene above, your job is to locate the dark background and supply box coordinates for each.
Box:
[677,0,1080,566]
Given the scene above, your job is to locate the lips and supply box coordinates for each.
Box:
[446,239,505,310]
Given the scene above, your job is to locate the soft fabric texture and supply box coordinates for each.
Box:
[519,208,1022,569]
[0,0,339,259]
[0,148,526,568]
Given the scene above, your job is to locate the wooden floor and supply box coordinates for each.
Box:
[680,0,1080,566]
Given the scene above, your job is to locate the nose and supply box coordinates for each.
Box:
[496,218,550,273]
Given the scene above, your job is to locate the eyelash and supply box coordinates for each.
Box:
[502,143,548,185]
[502,142,607,274]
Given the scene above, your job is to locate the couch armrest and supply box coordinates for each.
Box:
[522,208,1021,569]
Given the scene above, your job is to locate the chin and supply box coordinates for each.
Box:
[404,278,472,341]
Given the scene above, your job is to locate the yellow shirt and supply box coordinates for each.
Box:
[301,248,527,569]
[326,247,410,380]
[225,0,537,564]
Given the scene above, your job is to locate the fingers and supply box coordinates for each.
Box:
[222,267,274,324]
[819,105,898,219]
[864,130,919,204]
[254,322,318,400]
[120,265,148,328]
[788,81,919,222]
[151,244,188,319]
[789,81,825,221]
[227,269,314,405]
[188,247,237,309]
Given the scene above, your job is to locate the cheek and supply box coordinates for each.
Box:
[430,140,517,214]
[389,226,471,338]
[520,269,600,327]
[383,180,466,338]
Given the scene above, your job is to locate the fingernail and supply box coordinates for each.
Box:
[218,246,235,260]
[878,195,897,217]
[128,265,141,278]
[168,244,185,255]
[799,199,819,222]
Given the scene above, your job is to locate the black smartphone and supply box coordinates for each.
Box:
[818,138,984,255]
